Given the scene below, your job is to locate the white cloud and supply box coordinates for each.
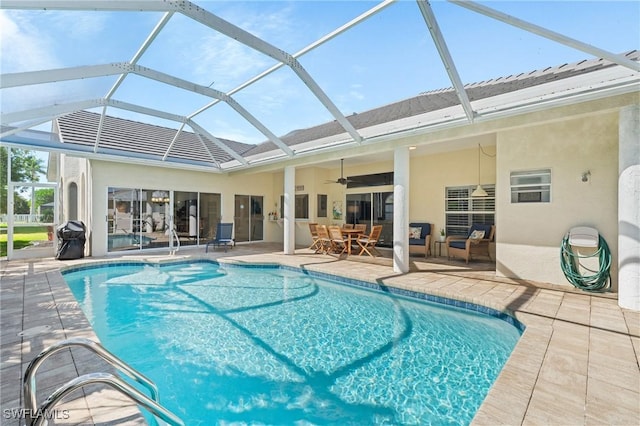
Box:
[48,11,108,40]
[193,32,272,86]
[175,3,299,90]
[0,10,114,116]
[0,11,59,72]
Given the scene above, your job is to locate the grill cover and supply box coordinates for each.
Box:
[56,220,86,260]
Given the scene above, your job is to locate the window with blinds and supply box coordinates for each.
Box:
[445,185,495,237]
[510,169,551,203]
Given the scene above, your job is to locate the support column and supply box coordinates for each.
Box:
[393,147,410,273]
[283,165,296,255]
[619,104,640,311]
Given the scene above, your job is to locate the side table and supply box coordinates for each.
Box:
[434,240,446,257]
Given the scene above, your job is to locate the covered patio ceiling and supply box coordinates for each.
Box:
[1,1,638,172]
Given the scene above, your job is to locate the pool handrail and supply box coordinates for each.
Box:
[23,337,160,424]
[32,372,184,426]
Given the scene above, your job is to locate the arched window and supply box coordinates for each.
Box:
[68,182,78,220]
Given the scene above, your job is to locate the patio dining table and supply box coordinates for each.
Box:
[341,228,363,255]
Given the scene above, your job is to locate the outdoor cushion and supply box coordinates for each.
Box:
[449,240,467,249]
[468,224,492,239]
[469,230,485,240]
[409,238,426,246]
[409,226,422,239]
[409,223,431,239]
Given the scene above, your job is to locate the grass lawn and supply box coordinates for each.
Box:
[0,225,50,257]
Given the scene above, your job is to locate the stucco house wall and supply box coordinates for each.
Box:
[495,111,619,289]
[60,100,629,294]
[409,136,497,242]
[87,160,279,257]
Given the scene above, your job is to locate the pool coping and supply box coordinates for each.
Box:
[2,248,638,425]
[61,258,526,334]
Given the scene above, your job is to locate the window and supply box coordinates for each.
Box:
[510,169,551,203]
[445,185,495,237]
[317,194,327,217]
[347,171,393,188]
[280,194,309,219]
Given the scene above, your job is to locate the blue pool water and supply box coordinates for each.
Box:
[63,261,522,425]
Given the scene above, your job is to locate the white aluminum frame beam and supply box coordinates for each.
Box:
[1,100,107,123]
[416,0,475,122]
[0,63,130,88]
[450,0,640,72]
[176,2,363,144]
[1,62,295,155]
[193,131,221,168]
[1,98,247,167]
[191,0,395,116]
[2,0,364,144]
[185,119,248,165]
[105,11,173,100]
[97,12,174,151]
[0,118,57,139]
[163,122,186,161]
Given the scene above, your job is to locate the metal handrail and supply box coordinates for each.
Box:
[23,338,159,425]
[171,227,180,253]
[33,372,184,426]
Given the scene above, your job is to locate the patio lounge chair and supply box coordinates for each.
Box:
[205,222,234,253]
[446,224,495,263]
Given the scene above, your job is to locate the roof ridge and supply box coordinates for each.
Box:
[420,49,639,95]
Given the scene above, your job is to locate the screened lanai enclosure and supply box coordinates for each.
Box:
[1,1,638,260]
[3,1,637,166]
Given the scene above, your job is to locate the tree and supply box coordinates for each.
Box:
[13,194,29,214]
[0,147,46,214]
[34,188,55,211]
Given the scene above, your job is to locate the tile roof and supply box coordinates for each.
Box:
[242,50,639,156]
[57,110,254,166]
[55,50,638,165]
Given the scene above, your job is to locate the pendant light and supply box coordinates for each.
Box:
[471,143,488,197]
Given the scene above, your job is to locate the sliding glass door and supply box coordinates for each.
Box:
[108,187,171,252]
[107,187,220,252]
[234,195,264,243]
[174,191,199,248]
[346,191,393,247]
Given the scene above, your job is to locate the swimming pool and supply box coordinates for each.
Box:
[63,261,522,425]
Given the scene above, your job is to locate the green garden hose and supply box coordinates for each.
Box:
[560,233,611,292]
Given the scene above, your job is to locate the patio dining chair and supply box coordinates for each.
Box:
[308,222,322,252]
[205,222,234,253]
[327,225,348,256]
[356,225,383,257]
[315,225,332,254]
[354,224,367,234]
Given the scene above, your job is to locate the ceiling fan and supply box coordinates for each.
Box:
[326,159,351,185]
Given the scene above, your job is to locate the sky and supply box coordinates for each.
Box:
[1,0,639,147]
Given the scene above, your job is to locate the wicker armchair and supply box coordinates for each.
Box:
[408,222,433,258]
[446,224,495,263]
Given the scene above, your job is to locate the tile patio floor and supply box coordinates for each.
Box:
[1,243,638,425]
